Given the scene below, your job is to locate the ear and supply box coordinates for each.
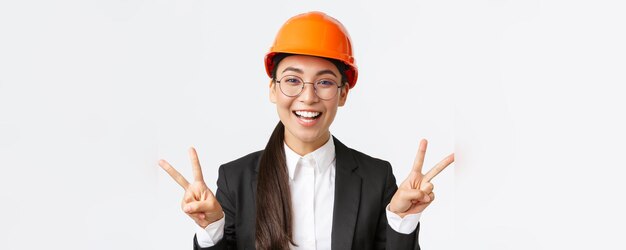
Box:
[269,79,277,104]
[338,84,349,107]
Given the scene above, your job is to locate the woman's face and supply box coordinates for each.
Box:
[270,55,349,150]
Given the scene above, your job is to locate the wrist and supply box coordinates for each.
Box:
[207,211,224,224]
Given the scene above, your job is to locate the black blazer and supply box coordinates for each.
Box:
[193,137,420,250]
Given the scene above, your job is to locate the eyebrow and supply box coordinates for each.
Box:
[282,67,338,77]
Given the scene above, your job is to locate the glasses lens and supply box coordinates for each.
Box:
[315,79,339,99]
[279,75,303,97]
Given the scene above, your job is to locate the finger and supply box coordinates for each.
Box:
[184,200,213,214]
[183,190,197,203]
[423,153,455,182]
[400,188,426,201]
[400,171,420,190]
[159,159,190,189]
[420,182,434,194]
[188,147,205,182]
[420,191,435,203]
[411,139,428,174]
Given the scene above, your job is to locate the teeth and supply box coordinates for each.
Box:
[295,111,320,118]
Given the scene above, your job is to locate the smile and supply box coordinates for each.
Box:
[293,110,322,126]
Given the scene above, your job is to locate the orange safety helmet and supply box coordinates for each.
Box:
[264,11,358,89]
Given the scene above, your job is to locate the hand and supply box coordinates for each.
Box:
[389,139,454,217]
[159,147,224,228]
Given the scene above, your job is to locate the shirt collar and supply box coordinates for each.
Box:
[284,135,336,180]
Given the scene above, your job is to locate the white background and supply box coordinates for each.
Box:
[0,0,624,249]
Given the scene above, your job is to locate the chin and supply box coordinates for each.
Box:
[284,123,328,143]
[296,131,324,143]
[291,127,321,140]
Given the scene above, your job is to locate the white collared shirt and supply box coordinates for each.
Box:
[285,135,336,249]
[196,136,421,249]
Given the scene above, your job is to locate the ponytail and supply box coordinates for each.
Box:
[255,121,295,249]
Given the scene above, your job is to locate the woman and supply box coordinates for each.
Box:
[159,11,454,250]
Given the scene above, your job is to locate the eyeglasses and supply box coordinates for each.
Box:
[276,75,344,100]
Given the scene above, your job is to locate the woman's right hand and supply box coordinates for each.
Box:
[159,147,224,228]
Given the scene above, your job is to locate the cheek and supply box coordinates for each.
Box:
[323,103,339,121]
[275,96,293,115]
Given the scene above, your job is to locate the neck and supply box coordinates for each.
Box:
[284,131,330,156]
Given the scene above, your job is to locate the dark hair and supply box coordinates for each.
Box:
[255,121,293,249]
[255,53,348,249]
[270,53,349,86]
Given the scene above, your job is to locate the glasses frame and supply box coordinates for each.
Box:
[275,75,345,100]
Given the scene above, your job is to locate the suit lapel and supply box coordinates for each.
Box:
[331,137,362,250]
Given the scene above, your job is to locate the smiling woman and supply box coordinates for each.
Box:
[159,11,454,250]
[271,55,348,149]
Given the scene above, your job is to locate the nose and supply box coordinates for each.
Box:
[298,82,319,104]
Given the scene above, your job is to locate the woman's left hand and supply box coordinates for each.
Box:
[389,139,454,217]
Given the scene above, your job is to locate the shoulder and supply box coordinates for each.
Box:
[347,147,393,175]
[334,137,393,177]
[348,147,390,166]
[218,150,263,176]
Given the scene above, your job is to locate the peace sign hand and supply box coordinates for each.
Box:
[389,139,454,217]
[159,147,224,228]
